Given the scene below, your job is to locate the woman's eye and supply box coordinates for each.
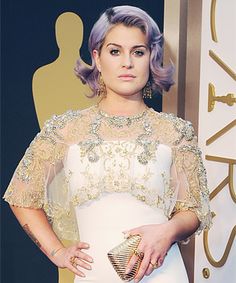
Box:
[110,49,120,55]
[133,50,145,56]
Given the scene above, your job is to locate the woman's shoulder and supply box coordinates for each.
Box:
[44,105,96,128]
[148,108,196,144]
[45,105,95,124]
[40,105,96,143]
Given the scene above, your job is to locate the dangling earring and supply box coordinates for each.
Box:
[97,73,106,97]
[142,81,152,99]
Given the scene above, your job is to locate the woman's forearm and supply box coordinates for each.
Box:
[167,210,200,243]
[10,206,64,259]
[10,205,93,277]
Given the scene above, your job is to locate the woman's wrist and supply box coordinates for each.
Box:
[160,221,178,244]
[50,246,65,257]
[48,246,67,268]
[166,211,200,243]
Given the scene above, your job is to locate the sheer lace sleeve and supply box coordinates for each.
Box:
[3,132,66,208]
[3,110,81,241]
[171,121,212,235]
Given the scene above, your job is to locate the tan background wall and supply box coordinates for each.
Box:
[163,1,236,283]
[195,0,236,282]
[163,1,203,282]
[163,0,202,130]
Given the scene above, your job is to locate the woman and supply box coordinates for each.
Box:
[3,5,211,283]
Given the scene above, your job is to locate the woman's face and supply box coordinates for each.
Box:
[93,24,150,99]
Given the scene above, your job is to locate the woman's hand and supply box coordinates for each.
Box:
[123,223,174,283]
[51,242,93,278]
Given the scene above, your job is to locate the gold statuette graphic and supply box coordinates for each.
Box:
[208,83,236,112]
[32,12,98,129]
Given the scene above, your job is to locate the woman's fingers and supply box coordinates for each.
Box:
[145,262,154,276]
[125,245,145,275]
[125,254,137,274]
[68,260,86,278]
[123,224,171,281]
[125,245,148,276]
[158,257,164,267]
[74,249,93,264]
[125,248,167,282]
[67,241,94,266]
[144,254,167,276]
[76,258,92,271]
[69,256,92,271]
[133,253,151,283]
[76,241,90,249]
[54,242,94,277]
[123,227,142,238]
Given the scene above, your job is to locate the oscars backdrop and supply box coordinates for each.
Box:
[195,0,236,282]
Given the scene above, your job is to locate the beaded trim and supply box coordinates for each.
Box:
[78,107,159,164]
[157,112,195,145]
[97,106,148,128]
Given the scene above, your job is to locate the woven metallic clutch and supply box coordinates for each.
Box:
[107,235,142,282]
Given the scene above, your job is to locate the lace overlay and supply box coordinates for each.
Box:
[3,105,212,241]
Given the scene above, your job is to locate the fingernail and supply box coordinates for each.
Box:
[89,258,93,263]
[123,232,130,239]
[78,270,85,277]
[85,244,90,248]
[125,267,131,274]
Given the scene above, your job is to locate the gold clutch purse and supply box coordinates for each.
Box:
[107,235,142,282]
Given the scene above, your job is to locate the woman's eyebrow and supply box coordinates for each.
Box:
[106,43,148,49]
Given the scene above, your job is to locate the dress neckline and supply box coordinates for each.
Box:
[93,104,149,128]
[95,104,148,117]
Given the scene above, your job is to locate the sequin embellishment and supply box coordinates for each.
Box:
[78,107,159,164]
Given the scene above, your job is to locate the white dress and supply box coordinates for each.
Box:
[68,143,188,283]
[3,105,212,283]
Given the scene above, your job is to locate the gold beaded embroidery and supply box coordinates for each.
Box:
[3,105,212,241]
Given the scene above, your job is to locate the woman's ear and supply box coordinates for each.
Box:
[93,50,101,72]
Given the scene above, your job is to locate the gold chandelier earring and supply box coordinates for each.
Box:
[142,81,152,99]
[97,73,107,97]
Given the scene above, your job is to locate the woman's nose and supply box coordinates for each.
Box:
[121,54,133,69]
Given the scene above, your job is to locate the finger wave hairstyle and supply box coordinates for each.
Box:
[75,5,174,97]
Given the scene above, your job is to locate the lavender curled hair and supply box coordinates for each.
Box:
[75,5,174,97]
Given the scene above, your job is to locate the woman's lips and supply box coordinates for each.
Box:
[118,74,136,81]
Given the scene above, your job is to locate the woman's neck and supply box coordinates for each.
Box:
[98,93,146,116]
